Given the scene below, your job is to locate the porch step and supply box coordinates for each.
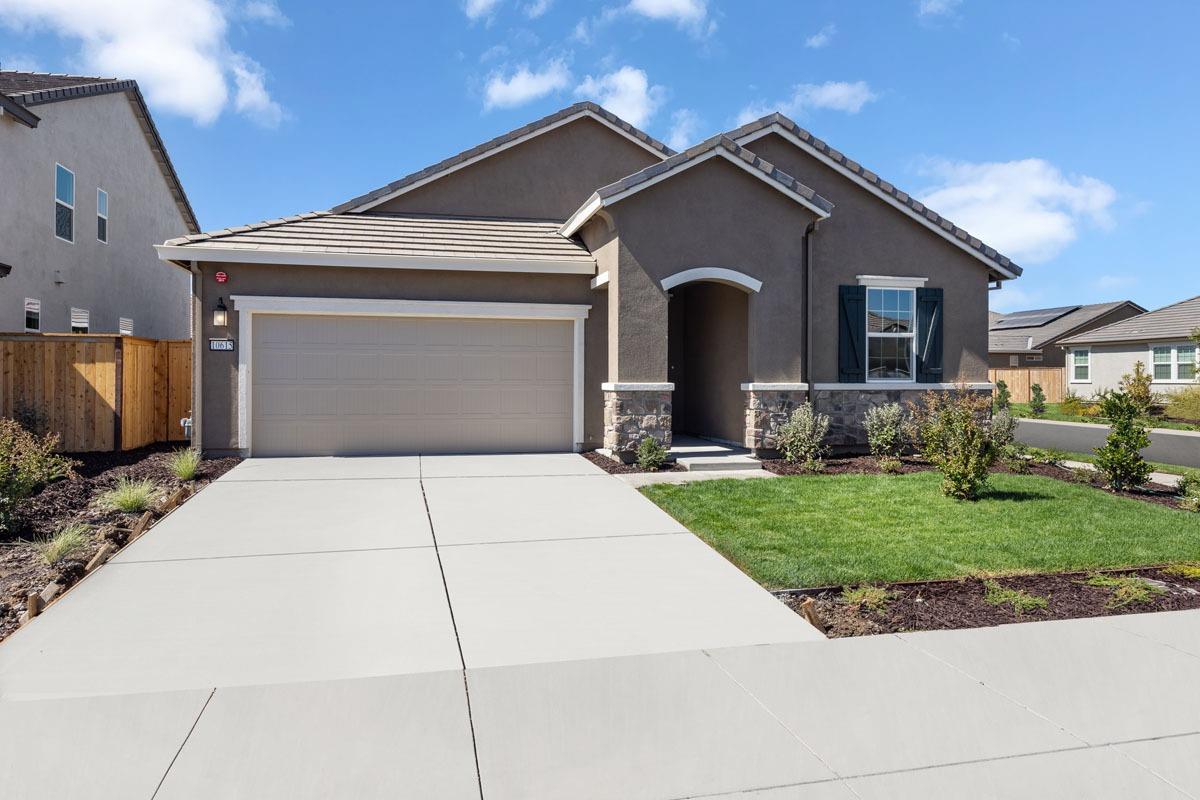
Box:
[676,455,763,472]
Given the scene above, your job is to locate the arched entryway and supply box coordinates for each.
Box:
[665,270,755,446]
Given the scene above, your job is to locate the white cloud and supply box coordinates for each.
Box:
[626,0,706,23]
[524,0,552,18]
[666,108,700,150]
[918,0,962,17]
[736,80,877,125]
[484,59,571,109]
[570,19,592,43]
[0,0,283,127]
[575,65,664,127]
[917,157,1117,264]
[0,52,40,71]
[239,0,290,28]
[805,23,836,49]
[1096,274,1136,290]
[479,44,509,62]
[464,0,502,20]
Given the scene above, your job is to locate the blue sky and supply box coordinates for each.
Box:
[3,0,1198,312]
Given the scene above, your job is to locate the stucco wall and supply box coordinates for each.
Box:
[1068,341,1199,397]
[373,117,661,220]
[0,93,191,338]
[745,132,993,383]
[195,262,603,452]
[605,156,817,384]
[989,351,1062,369]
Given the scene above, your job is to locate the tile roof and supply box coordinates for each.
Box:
[332,102,676,214]
[163,212,596,265]
[989,301,1144,352]
[0,71,198,233]
[725,112,1022,280]
[1059,295,1200,346]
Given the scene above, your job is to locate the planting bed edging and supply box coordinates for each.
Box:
[1017,418,1200,469]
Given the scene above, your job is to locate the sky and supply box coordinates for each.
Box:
[3,0,1198,312]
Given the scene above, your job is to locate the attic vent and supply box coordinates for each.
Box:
[119,317,134,336]
[70,307,89,333]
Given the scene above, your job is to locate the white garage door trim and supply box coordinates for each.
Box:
[230,296,590,455]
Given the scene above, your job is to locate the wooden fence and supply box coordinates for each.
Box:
[0,334,191,452]
[988,367,1066,404]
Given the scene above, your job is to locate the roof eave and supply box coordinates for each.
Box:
[0,94,39,127]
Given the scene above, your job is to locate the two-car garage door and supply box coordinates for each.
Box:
[251,314,574,456]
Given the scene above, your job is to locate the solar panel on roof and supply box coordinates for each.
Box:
[990,306,1080,330]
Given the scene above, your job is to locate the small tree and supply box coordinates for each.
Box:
[1092,391,1152,491]
[636,436,668,471]
[1028,384,1046,416]
[862,403,906,468]
[1119,361,1155,416]
[0,419,75,533]
[910,389,1001,500]
[778,403,830,472]
[993,380,1011,412]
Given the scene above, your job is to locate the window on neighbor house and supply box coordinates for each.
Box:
[24,298,41,332]
[1072,348,1090,382]
[1026,354,1043,362]
[97,189,108,243]
[119,317,134,336]
[866,287,915,381]
[1008,355,1019,367]
[55,163,75,242]
[70,307,89,334]
[1154,344,1197,382]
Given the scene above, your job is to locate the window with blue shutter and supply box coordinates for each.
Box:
[915,287,944,383]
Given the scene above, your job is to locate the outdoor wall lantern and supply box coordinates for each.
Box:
[213,297,228,327]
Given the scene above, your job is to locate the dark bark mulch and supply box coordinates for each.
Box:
[0,446,241,643]
[783,567,1200,639]
[581,450,685,474]
[761,455,932,476]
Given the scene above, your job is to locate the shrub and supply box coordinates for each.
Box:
[96,477,158,513]
[0,419,75,533]
[1177,471,1200,498]
[1092,392,1152,491]
[1028,384,1046,416]
[36,523,91,565]
[877,457,903,474]
[993,380,1011,412]
[1119,361,1156,416]
[1164,563,1200,579]
[1060,391,1086,416]
[991,407,1018,452]
[1165,387,1200,422]
[169,448,202,481]
[1182,495,1200,513]
[778,403,830,471]
[983,580,1048,615]
[1026,447,1067,467]
[1068,466,1096,484]
[1083,573,1166,608]
[862,403,906,464]
[841,585,894,612]
[909,389,1000,500]
[635,436,668,471]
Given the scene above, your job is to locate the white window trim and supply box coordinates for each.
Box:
[865,286,917,383]
[856,275,927,289]
[1149,342,1198,384]
[814,383,994,391]
[228,296,591,456]
[1070,347,1091,384]
[54,163,75,244]
[97,188,109,244]
[24,298,41,332]
[600,382,674,391]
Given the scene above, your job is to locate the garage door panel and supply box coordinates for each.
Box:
[253,314,574,456]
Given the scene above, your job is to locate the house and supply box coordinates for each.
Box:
[988,301,1146,369]
[1059,295,1200,396]
[0,71,197,338]
[156,102,1021,458]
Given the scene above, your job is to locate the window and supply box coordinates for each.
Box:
[1008,355,1019,367]
[70,307,89,334]
[1072,348,1090,382]
[24,298,41,332]
[1026,354,1043,363]
[866,287,915,381]
[97,189,108,243]
[1152,344,1197,382]
[55,163,74,242]
[119,317,134,336]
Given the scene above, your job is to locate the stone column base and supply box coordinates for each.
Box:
[603,387,672,462]
[743,385,808,455]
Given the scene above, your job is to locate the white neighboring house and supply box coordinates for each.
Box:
[1059,294,1200,396]
[0,71,198,338]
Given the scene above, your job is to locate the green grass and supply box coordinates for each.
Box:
[96,477,158,513]
[1010,403,1199,432]
[35,523,92,565]
[983,580,1048,614]
[641,472,1200,588]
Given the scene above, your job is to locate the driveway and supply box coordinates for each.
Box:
[3,454,1200,799]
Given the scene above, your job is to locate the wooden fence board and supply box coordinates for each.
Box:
[988,367,1066,404]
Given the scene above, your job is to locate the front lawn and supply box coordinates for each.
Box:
[642,472,1200,588]
[1010,402,1199,431]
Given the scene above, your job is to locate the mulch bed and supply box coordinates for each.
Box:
[581,450,685,474]
[782,567,1200,638]
[0,445,241,643]
[761,455,931,476]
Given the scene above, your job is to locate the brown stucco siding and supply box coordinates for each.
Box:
[605,156,818,384]
[746,132,993,383]
[373,117,661,220]
[194,261,605,452]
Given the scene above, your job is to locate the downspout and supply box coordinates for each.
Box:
[803,220,818,388]
[188,260,203,452]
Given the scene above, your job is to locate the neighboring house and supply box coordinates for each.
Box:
[156,102,1021,458]
[988,301,1146,369]
[0,71,197,338]
[1059,295,1200,396]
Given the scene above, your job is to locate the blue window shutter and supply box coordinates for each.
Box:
[916,287,944,383]
[838,285,866,382]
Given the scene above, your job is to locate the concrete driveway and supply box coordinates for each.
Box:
[4,454,1200,799]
